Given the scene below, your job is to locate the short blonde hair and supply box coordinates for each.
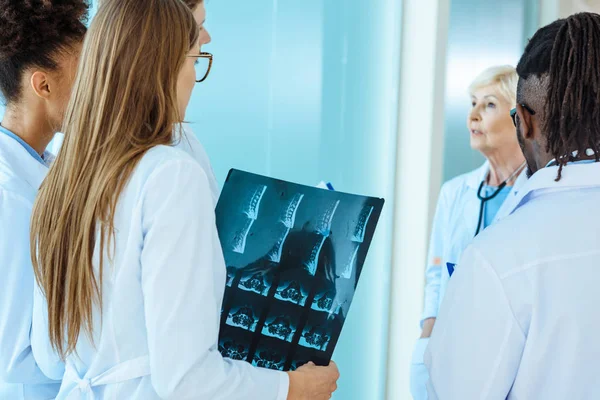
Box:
[468,65,518,107]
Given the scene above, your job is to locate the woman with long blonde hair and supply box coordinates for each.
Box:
[30,0,339,398]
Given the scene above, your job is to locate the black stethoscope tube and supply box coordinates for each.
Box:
[474,180,507,237]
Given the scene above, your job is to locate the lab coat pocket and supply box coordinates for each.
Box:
[410,338,430,400]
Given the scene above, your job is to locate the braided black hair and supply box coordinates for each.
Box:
[0,0,89,104]
[517,13,600,180]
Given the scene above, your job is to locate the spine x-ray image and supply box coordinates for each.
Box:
[231,185,267,254]
[216,170,384,371]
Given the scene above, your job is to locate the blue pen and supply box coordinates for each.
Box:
[447,262,456,277]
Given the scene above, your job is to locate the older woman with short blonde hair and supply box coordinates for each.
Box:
[410,65,527,400]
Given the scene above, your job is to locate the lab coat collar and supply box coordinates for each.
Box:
[509,162,600,214]
[465,162,490,189]
[0,132,49,193]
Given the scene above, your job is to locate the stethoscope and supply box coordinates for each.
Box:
[474,162,526,237]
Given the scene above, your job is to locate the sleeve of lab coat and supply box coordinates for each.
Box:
[31,280,65,380]
[0,192,62,386]
[140,160,289,400]
[424,245,526,400]
[421,184,450,325]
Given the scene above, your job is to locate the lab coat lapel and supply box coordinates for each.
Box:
[508,162,600,215]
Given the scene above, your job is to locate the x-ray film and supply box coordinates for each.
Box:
[217,170,384,371]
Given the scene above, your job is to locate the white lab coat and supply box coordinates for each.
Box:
[425,161,600,399]
[31,144,289,399]
[410,162,528,400]
[51,125,220,205]
[0,132,62,399]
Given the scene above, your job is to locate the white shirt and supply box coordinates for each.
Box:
[0,131,61,399]
[32,145,289,399]
[425,161,600,399]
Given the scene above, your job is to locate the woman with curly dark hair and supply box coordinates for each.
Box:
[0,0,88,398]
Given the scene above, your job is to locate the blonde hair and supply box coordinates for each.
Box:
[31,0,199,358]
[468,65,518,107]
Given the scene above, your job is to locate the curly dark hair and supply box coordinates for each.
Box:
[517,13,600,180]
[0,0,89,104]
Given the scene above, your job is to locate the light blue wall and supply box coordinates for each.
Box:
[442,0,533,182]
[191,1,401,399]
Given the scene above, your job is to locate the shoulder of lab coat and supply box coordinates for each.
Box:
[173,123,220,206]
[424,242,526,399]
[0,187,62,388]
[136,146,288,399]
[421,163,487,324]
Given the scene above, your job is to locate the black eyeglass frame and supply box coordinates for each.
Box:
[510,103,536,127]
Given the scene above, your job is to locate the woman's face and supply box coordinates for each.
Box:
[176,2,211,119]
[193,2,212,50]
[467,84,518,156]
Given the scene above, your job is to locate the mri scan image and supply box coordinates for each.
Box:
[215,170,384,371]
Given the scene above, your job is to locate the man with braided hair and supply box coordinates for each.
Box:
[424,12,600,399]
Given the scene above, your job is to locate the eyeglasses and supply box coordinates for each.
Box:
[187,52,213,83]
[510,104,536,127]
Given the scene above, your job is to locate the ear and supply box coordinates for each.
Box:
[516,103,535,140]
[30,71,51,100]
